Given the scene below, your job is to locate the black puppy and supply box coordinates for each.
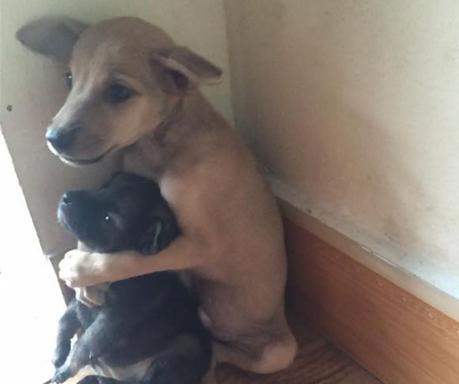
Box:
[53,173,211,384]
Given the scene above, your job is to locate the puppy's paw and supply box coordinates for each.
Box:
[51,352,66,369]
[52,343,70,368]
[52,366,71,384]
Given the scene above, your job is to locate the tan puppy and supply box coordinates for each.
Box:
[17,17,297,375]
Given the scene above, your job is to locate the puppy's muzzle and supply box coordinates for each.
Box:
[57,191,85,231]
[46,123,81,154]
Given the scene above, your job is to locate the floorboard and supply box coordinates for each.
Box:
[216,315,380,384]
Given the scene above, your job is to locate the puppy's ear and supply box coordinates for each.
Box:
[16,17,88,63]
[138,218,178,255]
[152,46,222,93]
[138,218,172,255]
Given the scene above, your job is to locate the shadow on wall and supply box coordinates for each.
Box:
[224,0,458,273]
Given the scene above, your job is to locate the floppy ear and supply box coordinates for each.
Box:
[152,46,222,93]
[138,218,179,255]
[16,16,88,63]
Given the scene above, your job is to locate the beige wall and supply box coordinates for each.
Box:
[0,0,232,254]
[2,0,459,296]
[225,0,459,295]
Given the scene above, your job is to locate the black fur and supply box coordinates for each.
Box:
[53,173,211,384]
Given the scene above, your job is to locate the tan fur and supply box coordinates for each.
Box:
[18,17,297,374]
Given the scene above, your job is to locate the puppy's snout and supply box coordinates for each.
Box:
[61,192,74,206]
[57,190,85,232]
[46,123,81,153]
[59,190,87,208]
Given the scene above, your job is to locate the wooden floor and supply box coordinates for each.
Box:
[216,316,380,384]
[66,314,379,384]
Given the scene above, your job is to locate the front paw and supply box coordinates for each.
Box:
[52,366,71,383]
[52,344,70,368]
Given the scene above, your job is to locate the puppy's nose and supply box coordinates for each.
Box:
[46,124,80,153]
[61,192,74,206]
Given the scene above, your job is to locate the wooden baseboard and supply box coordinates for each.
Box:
[284,219,459,384]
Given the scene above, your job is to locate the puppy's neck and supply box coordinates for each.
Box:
[155,91,227,147]
[123,91,229,178]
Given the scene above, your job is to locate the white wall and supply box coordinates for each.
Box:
[225,0,459,295]
[0,0,232,254]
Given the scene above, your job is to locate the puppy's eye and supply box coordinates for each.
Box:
[102,212,114,226]
[105,84,133,104]
[102,212,122,228]
[64,72,73,89]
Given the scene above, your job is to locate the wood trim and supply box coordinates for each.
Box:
[284,219,459,384]
[275,195,459,323]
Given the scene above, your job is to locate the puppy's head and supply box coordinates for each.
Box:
[58,172,178,253]
[17,17,222,166]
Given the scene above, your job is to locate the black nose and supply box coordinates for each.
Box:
[61,192,74,206]
[46,124,80,152]
[61,191,83,207]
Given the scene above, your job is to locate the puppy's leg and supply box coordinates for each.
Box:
[53,336,92,383]
[53,299,81,368]
[215,337,297,374]
[53,314,117,383]
[142,334,211,384]
[214,331,297,374]
[214,312,297,374]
